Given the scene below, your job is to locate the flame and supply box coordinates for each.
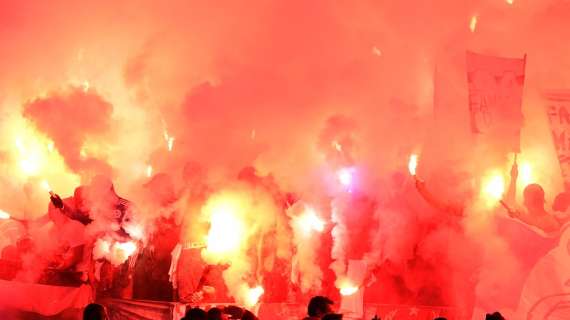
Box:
[41,180,52,192]
[203,196,246,260]
[332,140,342,152]
[469,15,478,32]
[519,162,533,188]
[297,207,325,235]
[481,172,505,202]
[0,210,11,220]
[340,284,359,296]
[337,167,354,188]
[146,165,153,178]
[244,285,264,307]
[108,240,138,265]
[408,154,418,176]
[8,119,80,191]
[124,223,145,240]
[163,128,175,152]
[167,137,175,152]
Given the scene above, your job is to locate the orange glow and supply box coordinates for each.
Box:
[0,210,11,220]
[297,207,325,235]
[202,195,246,261]
[408,154,418,176]
[337,167,354,187]
[41,180,52,192]
[481,172,505,203]
[245,285,264,307]
[519,161,533,187]
[340,284,359,296]
[470,15,478,33]
[146,165,153,178]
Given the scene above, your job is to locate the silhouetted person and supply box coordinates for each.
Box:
[83,303,108,320]
[322,314,343,320]
[304,296,334,320]
[183,307,207,320]
[207,307,223,320]
[241,310,258,320]
[485,312,505,320]
[505,162,561,233]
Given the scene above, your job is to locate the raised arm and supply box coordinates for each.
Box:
[504,159,518,205]
[414,176,463,217]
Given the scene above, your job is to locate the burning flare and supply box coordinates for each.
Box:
[41,180,52,192]
[0,210,11,220]
[202,195,246,261]
[340,284,359,296]
[482,172,505,202]
[408,154,418,176]
[244,285,264,307]
[146,165,153,178]
[470,15,478,32]
[297,207,325,235]
[337,167,355,189]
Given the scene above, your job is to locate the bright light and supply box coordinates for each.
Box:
[298,207,325,235]
[124,223,144,240]
[482,172,505,201]
[146,165,153,178]
[0,210,11,220]
[167,137,175,152]
[245,285,264,307]
[163,129,175,152]
[519,162,533,187]
[205,199,245,256]
[41,180,52,192]
[114,241,137,261]
[470,15,478,33]
[47,141,54,152]
[340,285,359,296]
[408,154,418,176]
[337,167,354,187]
[332,140,342,152]
[506,0,514,4]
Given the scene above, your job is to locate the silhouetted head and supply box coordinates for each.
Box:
[523,183,546,212]
[322,313,343,320]
[553,191,570,212]
[241,310,257,320]
[207,307,223,320]
[83,303,108,320]
[485,312,505,320]
[184,307,207,320]
[307,296,334,317]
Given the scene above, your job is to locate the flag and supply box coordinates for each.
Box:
[466,51,526,153]
[544,90,570,187]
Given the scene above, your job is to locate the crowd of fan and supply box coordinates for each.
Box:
[82,296,507,320]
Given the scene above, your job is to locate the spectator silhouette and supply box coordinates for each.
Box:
[485,312,505,320]
[207,307,223,320]
[241,309,258,320]
[322,314,343,320]
[304,296,334,320]
[183,307,207,320]
[83,303,108,320]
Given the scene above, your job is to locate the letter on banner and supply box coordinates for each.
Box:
[466,51,526,153]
